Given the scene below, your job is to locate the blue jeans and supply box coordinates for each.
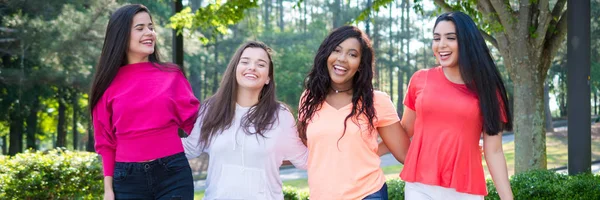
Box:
[363,183,388,200]
[113,152,194,200]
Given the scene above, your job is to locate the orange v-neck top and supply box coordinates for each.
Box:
[302,91,400,200]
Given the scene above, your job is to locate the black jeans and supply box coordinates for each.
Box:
[363,183,388,200]
[113,152,194,200]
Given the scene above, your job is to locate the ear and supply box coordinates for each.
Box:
[265,78,270,85]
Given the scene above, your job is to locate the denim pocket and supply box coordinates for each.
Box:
[113,165,129,182]
[164,154,190,172]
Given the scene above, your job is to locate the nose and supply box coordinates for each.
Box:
[247,63,256,70]
[144,27,155,36]
[336,53,347,63]
[439,38,448,48]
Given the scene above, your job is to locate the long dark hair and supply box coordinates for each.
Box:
[198,41,280,149]
[434,12,513,135]
[298,25,376,143]
[89,4,168,115]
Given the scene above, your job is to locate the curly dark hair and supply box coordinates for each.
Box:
[297,25,376,144]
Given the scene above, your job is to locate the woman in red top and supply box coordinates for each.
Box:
[400,12,513,199]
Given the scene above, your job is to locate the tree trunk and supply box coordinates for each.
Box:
[212,40,219,94]
[397,71,404,115]
[2,136,7,155]
[594,89,598,115]
[263,0,271,31]
[365,0,371,35]
[8,111,24,155]
[278,0,284,31]
[332,0,341,28]
[544,83,554,132]
[86,120,95,152]
[72,92,79,150]
[26,97,39,150]
[509,55,549,172]
[203,56,209,99]
[56,91,67,148]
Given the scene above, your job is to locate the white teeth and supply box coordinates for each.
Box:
[439,52,451,56]
[334,65,347,71]
[244,74,257,78]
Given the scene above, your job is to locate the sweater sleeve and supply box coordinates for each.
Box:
[279,108,309,170]
[182,112,206,159]
[174,71,200,135]
[93,94,116,177]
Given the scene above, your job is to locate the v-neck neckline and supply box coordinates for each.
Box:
[324,100,353,111]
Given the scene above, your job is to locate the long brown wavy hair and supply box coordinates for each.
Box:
[198,41,281,149]
[297,26,377,145]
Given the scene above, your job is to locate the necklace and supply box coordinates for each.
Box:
[332,87,352,93]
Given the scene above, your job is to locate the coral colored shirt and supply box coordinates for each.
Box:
[400,66,506,195]
[92,62,200,176]
[303,91,400,200]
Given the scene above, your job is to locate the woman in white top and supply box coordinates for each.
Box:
[182,41,308,200]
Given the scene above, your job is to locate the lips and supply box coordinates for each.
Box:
[333,64,348,75]
[243,73,258,79]
[141,39,153,46]
[439,52,451,60]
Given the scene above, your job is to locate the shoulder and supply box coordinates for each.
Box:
[277,103,295,121]
[411,67,435,79]
[373,90,391,100]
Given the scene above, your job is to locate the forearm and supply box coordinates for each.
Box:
[377,142,390,156]
[485,150,513,200]
[104,176,114,192]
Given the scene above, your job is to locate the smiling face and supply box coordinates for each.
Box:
[127,12,156,64]
[327,37,362,90]
[235,47,271,91]
[432,20,459,69]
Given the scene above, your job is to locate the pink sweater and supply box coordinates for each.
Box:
[92,62,200,176]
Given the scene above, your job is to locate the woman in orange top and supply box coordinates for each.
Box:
[297,25,410,200]
[400,12,513,200]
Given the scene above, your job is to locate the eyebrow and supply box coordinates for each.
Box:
[134,23,153,27]
[336,45,360,53]
[240,57,269,63]
[433,32,456,36]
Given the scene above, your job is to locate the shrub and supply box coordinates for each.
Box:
[485,170,600,200]
[387,178,405,200]
[0,148,103,199]
[280,170,599,200]
[283,186,309,200]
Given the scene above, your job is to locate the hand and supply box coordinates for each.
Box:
[103,190,115,200]
[103,176,114,200]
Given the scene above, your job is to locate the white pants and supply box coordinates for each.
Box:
[404,182,483,200]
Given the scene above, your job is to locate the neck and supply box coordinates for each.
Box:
[331,82,353,94]
[236,88,260,107]
[442,66,464,84]
[127,54,150,64]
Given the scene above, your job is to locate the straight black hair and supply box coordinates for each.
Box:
[434,11,513,135]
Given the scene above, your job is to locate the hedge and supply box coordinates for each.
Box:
[0,149,103,199]
[1,150,598,200]
[282,170,600,200]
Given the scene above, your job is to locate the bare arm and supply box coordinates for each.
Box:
[483,132,513,200]
[104,176,114,200]
[378,121,410,164]
[400,106,416,138]
[377,141,390,156]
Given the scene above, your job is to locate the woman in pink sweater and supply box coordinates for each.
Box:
[89,4,199,200]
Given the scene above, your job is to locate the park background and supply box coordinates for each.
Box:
[0,0,599,199]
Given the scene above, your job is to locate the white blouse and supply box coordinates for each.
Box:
[182,104,308,200]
